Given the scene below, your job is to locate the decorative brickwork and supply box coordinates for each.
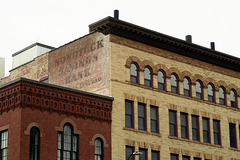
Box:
[125,56,240,111]
[0,78,113,159]
[0,78,112,123]
[111,34,240,79]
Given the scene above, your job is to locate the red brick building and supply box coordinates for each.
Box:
[0,78,113,160]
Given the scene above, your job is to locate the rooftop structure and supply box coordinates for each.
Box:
[12,43,54,70]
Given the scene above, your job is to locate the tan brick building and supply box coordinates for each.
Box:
[1,12,240,160]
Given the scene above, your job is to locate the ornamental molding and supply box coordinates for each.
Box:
[0,78,113,123]
[90,16,240,73]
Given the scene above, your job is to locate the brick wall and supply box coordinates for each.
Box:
[109,34,240,160]
[0,53,48,84]
[0,79,112,160]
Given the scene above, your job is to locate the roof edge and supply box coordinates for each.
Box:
[12,42,55,57]
[0,77,114,101]
[89,16,240,72]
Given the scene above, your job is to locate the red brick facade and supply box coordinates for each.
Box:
[0,78,113,160]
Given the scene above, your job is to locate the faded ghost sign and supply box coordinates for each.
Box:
[49,33,110,96]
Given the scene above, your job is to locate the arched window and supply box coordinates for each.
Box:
[29,127,40,160]
[94,138,103,160]
[196,80,203,100]
[183,77,191,97]
[208,83,215,102]
[219,86,226,105]
[57,123,78,160]
[144,66,152,87]
[171,74,179,94]
[130,63,139,84]
[158,70,166,91]
[230,89,237,108]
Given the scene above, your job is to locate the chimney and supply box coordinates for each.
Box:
[210,42,215,50]
[185,35,192,43]
[114,10,119,19]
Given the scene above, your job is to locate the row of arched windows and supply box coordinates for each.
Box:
[29,123,104,160]
[130,62,238,108]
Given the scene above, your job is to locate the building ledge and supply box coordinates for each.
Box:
[0,78,113,122]
[90,16,240,72]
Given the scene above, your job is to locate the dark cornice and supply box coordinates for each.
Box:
[0,78,113,122]
[89,16,240,72]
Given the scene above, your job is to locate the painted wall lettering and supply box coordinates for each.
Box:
[49,33,110,96]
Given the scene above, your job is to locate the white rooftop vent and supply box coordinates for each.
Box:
[12,43,54,69]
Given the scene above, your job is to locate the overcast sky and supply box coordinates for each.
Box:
[0,0,240,76]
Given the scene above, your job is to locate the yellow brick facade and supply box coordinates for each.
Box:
[110,34,240,160]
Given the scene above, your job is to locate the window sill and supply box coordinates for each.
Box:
[123,127,161,137]
[229,147,240,152]
[123,80,240,113]
[168,136,223,148]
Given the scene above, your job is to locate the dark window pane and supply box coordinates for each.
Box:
[192,116,199,141]
[151,121,157,133]
[219,98,225,105]
[139,149,147,160]
[30,127,40,160]
[171,86,177,93]
[231,101,236,108]
[126,146,134,160]
[138,104,145,117]
[158,83,164,90]
[171,154,178,160]
[138,118,145,130]
[196,93,202,100]
[229,123,237,148]
[138,103,146,130]
[151,106,158,133]
[151,151,159,160]
[213,120,220,145]
[184,90,190,96]
[125,115,132,128]
[182,156,190,160]
[131,76,137,84]
[181,113,188,139]
[169,110,177,136]
[125,101,132,114]
[203,118,210,143]
[125,101,133,128]
[208,96,214,102]
[144,79,151,87]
